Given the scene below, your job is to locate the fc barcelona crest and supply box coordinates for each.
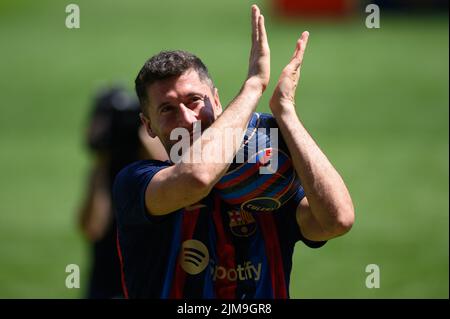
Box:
[227,209,256,237]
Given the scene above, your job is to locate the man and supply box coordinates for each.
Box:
[113,5,354,299]
[78,86,166,298]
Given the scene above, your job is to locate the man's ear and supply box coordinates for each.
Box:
[213,87,223,116]
[140,113,157,138]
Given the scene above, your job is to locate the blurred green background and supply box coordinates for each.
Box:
[0,0,448,298]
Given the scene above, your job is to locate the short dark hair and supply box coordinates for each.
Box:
[135,50,214,113]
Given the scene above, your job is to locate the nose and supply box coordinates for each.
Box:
[177,103,198,130]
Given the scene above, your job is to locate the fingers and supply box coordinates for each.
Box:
[251,5,260,43]
[289,31,309,71]
[258,14,269,50]
[297,31,309,62]
[251,5,269,55]
[247,4,271,88]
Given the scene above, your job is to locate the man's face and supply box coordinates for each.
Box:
[141,69,222,153]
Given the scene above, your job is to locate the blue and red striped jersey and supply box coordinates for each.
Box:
[113,114,326,299]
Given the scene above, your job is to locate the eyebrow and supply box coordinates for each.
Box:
[157,92,205,110]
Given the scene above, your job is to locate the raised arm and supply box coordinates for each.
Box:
[146,5,270,216]
[270,32,354,241]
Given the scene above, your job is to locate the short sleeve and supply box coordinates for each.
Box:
[276,187,327,249]
[113,159,170,227]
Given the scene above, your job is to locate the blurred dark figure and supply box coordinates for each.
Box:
[78,86,167,298]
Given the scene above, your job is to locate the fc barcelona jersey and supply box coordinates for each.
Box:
[113,160,326,299]
[113,113,324,299]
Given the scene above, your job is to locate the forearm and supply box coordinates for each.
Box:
[272,105,354,230]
